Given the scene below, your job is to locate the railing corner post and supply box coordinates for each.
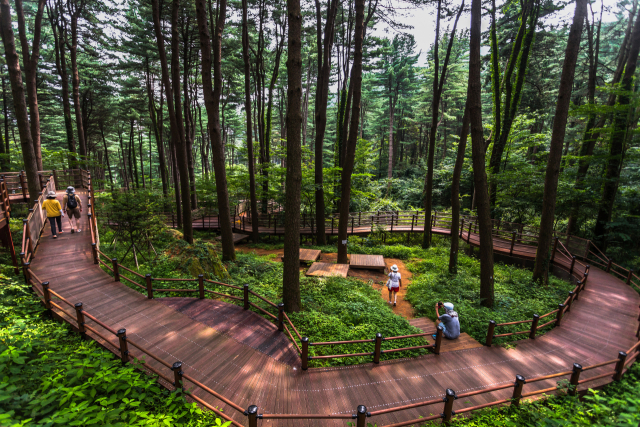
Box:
[112,258,120,282]
[243,284,250,310]
[356,405,368,427]
[91,243,98,264]
[574,280,582,301]
[486,320,496,346]
[373,333,382,364]
[566,291,575,312]
[117,328,129,366]
[145,274,153,299]
[244,405,259,427]
[511,375,526,406]
[434,325,444,354]
[556,303,565,327]
[442,388,457,423]
[301,337,309,370]
[568,363,582,396]
[172,361,184,390]
[277,303,284,332]
[627,269,634,285]
[613,351,627,381]
[606,258,612,272]
[198,274,205,299]
[529,314,540,339]
[569,256,576,275]
[74,302,86,339]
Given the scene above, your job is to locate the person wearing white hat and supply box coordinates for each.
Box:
[41,191,64,238]
[386,264,402,306]
[63,186,82,233]
[434,302,460,340]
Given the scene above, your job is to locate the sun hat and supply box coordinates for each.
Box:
[66,186,75,193]
[391,264,399,272]
[47,191,56,198]
[444,302,454,311]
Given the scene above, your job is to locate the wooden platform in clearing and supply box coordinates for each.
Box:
[306,262,349,277]
[216,232,250,244]
[409,317,484,353]
[349,254,386,270]
[283,248,322,263]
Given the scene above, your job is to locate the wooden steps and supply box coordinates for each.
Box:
[306,262,349,278]
[409,317,484,353]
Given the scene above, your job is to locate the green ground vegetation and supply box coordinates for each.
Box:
[0,276,231,427]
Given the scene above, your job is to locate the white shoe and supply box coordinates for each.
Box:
[77,229,82,232]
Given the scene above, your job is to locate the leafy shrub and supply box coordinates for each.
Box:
[0,276,231,427]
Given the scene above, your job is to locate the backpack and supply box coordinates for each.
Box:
[67,194,78,209]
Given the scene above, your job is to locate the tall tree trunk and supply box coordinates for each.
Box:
[468,0,494,308]
[592,7,640,247]
[423,0,464,248]
[151,0,192,242]
[313,0,339,246]
[15,0,45,171]
[195,0,235,260]
[241,0,259,243]
[532,0,587,282]
[282,0,303,312]
[337,0,366,264]
[146,62,169,195]
[449,101,469,274]
[0,0,39,199]
[99,123,113,185]
[69,0,86,164]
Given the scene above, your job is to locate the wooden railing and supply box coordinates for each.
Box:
[19,174,56,276]
[24,262,640,427]
[0,178,17,273]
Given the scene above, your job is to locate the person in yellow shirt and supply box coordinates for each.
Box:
[42,191,64,238]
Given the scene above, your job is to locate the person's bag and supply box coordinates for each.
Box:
[67,194,78,209]
[386,279,391,290]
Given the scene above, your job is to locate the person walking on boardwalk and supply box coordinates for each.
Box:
[387,264,402,306]
[42,191,64,239]
[434,302,460,340]
[63,186,82,233]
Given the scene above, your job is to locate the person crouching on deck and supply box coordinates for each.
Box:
[42,191,64,239]
[387,264,401,306]
[433,302,460,340]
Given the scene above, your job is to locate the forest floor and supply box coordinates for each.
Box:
[234,245,416,319]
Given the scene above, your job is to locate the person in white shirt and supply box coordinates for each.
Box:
[387,264,402,306]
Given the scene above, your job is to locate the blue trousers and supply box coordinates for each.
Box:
[49,216,62,236]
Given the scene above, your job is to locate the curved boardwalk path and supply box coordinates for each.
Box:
[31,191,639,427]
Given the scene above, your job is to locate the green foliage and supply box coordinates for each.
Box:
[0,276,230,426]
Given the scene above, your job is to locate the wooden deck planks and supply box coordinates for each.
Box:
[26,191,640,426]
[349,254,386,270]
[305,262,349,278]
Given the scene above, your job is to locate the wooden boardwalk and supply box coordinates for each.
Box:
[29,191,640,427]
[350,254,386,270]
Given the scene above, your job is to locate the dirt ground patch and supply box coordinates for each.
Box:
[235,245,416,319]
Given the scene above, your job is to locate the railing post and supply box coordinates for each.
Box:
[23,261,31,284]
[568,363,582,396]
[277,303,284,332]
[112,258,120,282]
[569,256,576,275]
[145,274,153,299]
[574,280,582,301]
[510,231,516,255]
[566,291,575,312]
[555,303,565,327]
[301,337,309,370]
[511,375,526,406]
[606,258,612,272]
[613,351,627,381]
[373,333,382,364]
[331,216,334,234]
[356,405,368,427]
[459,219,464,238]
[117,329,129,366]
[172,361,184,390]
[550,237,559,263]
[243,284,250,310]
[245,405,259,427]
[627,269,634,285]
[434,325,444,354]
[529,314,540,339]
[42,281,52,319]
[74,302,86,339]
[486,320,496,346]
[442,388,457,423]
[351,217,354,234]
[91,243,98,264]
[198,274,204,299]
[467,222,472,243]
